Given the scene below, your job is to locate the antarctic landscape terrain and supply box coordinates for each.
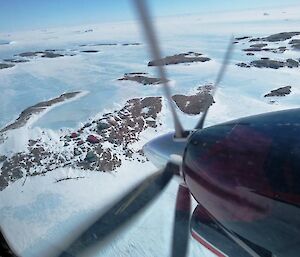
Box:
[0,3,300,257]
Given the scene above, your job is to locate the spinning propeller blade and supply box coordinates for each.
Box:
[57,162,178,257]
[171,184,191,257]
[55,2,233,257]
[195,36,234,129]
[133,0,187,139]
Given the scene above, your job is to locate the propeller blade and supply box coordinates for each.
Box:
[57,162,178,257]
[195,36,234,129]
[133,0,186,139]
[171,183,191,257]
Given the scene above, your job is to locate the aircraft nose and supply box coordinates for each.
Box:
[143,132,187,168]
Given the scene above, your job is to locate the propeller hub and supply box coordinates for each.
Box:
[143,132,188,168]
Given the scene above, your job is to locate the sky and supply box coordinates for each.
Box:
[1,0,300,32]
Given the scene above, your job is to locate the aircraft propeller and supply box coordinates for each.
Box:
[55,1,233,256]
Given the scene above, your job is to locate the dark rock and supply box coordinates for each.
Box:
[3,59,29,63]
[19,51,65,58]
[250,59,285,69]
[45,49,64,52]
[55,176,84,183]
[28,140,37,146]
[93,43,118,46]
[77,140,84,146]
[250,43,268,48]
[172,85,214,115]
[118,73,168,85]
[235,36,250,40]
[236,62,251,68]
[125,72,147,76]
[97,122,110,131]
[278,46,287,51]
[263,32,300,42]
[41,52,64,58]
[0,155,7,162]
[289,39,300,44]
[125,149,133,158]
[81,50,99,53]
[85,151,97,162]
[0,91,81,132]
[19,52,39,57]
[286,59,299,68]
[244,45,286,54]
[263,48,276,52]
[291,43,300,50]
[74,148,81,156]
[122,43,141,46]
[243,47,264,52]
[83,123,92,128]
[70,132,79,138]
[264,86,291,97]
[249,38,260,42]
[148,52,210,66]
[87,135,100,144]
[0,63,15,69]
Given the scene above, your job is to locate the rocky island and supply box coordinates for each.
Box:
[172,84,214,115]
[264,86,292,97]
[148,52,210,66]
[235,32,300,68]
[0,83,216,191]
[0,92,83,133]
[0,96,162,190]
[237,58,300,69]
[0,63,15,70]
[117,72,168,85]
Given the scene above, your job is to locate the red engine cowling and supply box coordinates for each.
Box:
[183,109,300,256]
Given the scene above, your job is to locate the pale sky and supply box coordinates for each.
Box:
[1,0,299,32]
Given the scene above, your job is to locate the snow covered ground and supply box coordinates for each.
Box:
[1,3,300,257]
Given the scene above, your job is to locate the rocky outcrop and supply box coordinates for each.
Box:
[118,72,168,85]
[234,32,300,58]
[3,59,29,63]
[0,63,14,70]
[41,52,64,58]
[0,96,162,191]
[0,88,215,190]
[288,39,300,50]
[264,86,292,97]
[172,84,214,115]
[81,50,99,53]
[237,58,300,69]
[18,50,66,58]
[250,59,286,69]
[0,92,82,133]
[235,36,250,40]
[148,52,210,66]
[248,32,300,43]
[262,32,300,42]
[243,46,286,53]
[122,43,141,46]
